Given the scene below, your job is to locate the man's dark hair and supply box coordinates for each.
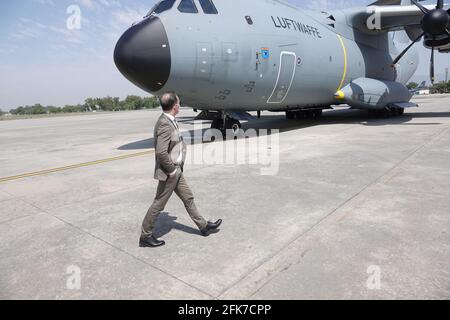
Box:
[159,92,179,112]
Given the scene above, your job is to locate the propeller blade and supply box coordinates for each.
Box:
[446,28,450,36]
[411,0,430,14]
[437,0,444,9]
[430,45,435,84]
[392,32,425,65]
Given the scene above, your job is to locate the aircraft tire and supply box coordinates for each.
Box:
[286,111,295,120]
[212,119,242,133]
[393,107,405,116]
[313,109,323,118]
[295,111,305,120]
[211,119,224,130]
[228,119,242,134]
[381,108,392,118]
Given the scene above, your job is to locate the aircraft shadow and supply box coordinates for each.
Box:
[118,109,446,150]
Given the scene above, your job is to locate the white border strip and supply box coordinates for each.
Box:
[267,51,297,104]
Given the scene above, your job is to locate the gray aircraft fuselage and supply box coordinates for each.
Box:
[114,0,419,112]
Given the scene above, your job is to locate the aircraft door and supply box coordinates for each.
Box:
[267,51,297,104]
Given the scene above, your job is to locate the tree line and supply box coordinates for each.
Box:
[3,83,450,116]
[407,81,450,93]
[7,95,160,116]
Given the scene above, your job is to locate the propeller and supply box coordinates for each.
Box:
[412,0,430,14]
[430,39,435,83]
[392,31,425,65]
[393,0,450,84]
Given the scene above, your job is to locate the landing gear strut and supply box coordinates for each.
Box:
[211,111,242,136]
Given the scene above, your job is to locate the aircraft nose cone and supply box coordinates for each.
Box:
[114,17,171,93]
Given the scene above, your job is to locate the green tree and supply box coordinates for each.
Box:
[142,96,160,109]
[430,81,450,94]
[407,82,419,90]
[96,96,116,111]
[46,106,62,114]
[62,105,74,113]
[142,97,152,109]
[85,98,98,111]
[113,97,121,111]
[123,95,143,110]
[30,104,47,114]
[445,81,450,93]
[11,107,23,115]
[62,104,85,113]
[7,95,162,116]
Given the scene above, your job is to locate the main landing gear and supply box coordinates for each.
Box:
[368,106,405,118]
[286,109,323,120]
[210,111,242,136]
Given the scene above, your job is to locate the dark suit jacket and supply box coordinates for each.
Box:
[154,114,187,181]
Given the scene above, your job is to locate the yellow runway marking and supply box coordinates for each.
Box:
[336,34,348,92]
[0,150,155,184]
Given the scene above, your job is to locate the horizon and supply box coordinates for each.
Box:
[1,0,449,111]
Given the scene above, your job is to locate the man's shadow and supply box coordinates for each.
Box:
[153,212,203,238]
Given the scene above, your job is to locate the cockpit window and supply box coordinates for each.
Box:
[178,0,198,13]
[199,0,218,14]
[147,0,176,16]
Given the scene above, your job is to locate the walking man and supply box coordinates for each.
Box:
[140,92,222,248]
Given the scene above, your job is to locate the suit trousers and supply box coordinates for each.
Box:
[141,168,208,238]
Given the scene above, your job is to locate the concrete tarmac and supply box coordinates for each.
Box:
[0,94,449,299]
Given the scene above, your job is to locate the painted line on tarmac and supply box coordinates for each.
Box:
[0,150,155,183]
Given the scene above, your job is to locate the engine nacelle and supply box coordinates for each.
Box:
[424,34,450,52]
[438,45,450,53]
[335,78,413,110]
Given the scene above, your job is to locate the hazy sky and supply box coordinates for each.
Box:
[0,0,448,111]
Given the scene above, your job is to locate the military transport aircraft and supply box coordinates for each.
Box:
[114,0,450,133]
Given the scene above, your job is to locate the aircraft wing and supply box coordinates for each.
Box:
[370,0,403,4]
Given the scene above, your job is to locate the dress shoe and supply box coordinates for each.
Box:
[139,235,165,248]
[201,219,223,237]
